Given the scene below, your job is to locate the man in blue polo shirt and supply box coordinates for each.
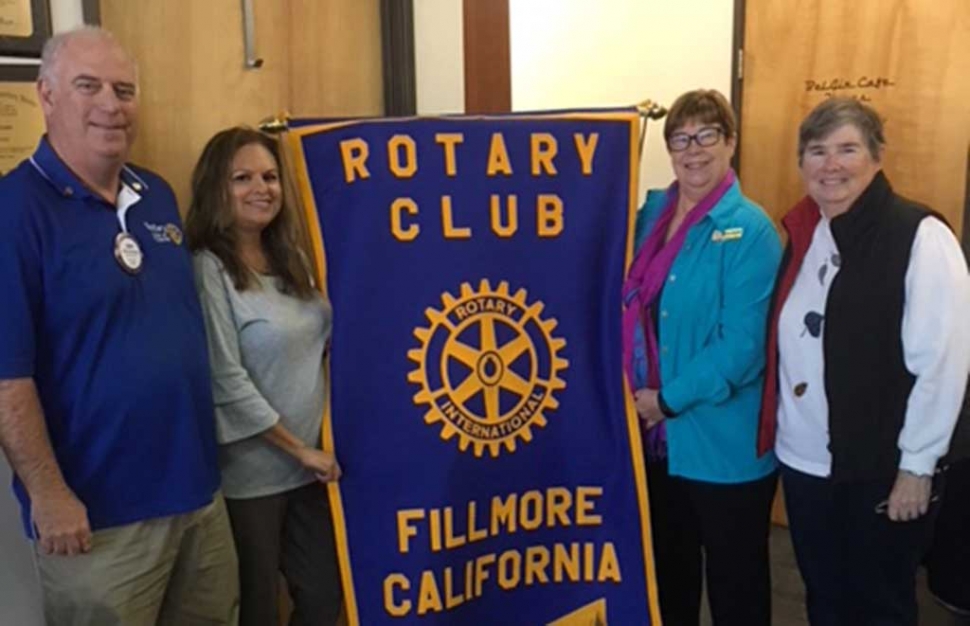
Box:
[0,27,238,625]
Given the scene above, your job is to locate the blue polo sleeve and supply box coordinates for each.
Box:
[661,209,782,413]
[0,184,41,379]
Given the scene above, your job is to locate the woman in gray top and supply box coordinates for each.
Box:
[185,127,342,626]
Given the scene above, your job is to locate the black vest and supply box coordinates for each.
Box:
[824,172,933,480]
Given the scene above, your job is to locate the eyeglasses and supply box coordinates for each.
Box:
[667,127,724,152]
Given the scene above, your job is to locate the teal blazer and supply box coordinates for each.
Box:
[633,180,782,483]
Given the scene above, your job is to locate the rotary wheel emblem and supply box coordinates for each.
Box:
[407,279,568,457]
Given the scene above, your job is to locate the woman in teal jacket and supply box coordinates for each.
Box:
[622,89,781,626]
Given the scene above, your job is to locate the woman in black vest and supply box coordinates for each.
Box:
[757,98,970,625]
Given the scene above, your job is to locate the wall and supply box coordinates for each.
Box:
[50,0,85,32]
[413,0,465,115]
[0,463,42,626]
[509,0,734,198]
[410,0,735,198]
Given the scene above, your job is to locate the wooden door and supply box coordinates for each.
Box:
[101,0,383,212]
[739,0,970,233]
[285,1,383,117]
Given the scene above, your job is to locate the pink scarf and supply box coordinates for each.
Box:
[622,170,736,424]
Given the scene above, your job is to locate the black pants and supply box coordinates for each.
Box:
[781,464,940,626]
[226,482,343,626]
[926,460,970,613]
[646,461,777,626]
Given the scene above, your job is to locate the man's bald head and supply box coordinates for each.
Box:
[39,27,137,88]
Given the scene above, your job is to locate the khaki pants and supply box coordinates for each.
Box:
[36,493,239,626]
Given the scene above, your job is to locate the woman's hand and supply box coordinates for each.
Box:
[635,388,665,428]
[298,448,342,483]
[886,470,932,522]
[262,422,342,482]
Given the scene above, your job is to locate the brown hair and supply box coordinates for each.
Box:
[663,89,737,143]
[798,97,885,164]
[185,127,314,298]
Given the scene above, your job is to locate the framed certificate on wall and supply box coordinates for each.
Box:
[0,0,52,56]
[0,64,43,175]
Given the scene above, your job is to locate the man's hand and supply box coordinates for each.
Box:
[886,470,932,522]
[635,388,664,428]
[0,378,89,556]
[298,448,342,483]
[31,488,91,556]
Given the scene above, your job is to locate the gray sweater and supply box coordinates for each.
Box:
[193,250,332,499]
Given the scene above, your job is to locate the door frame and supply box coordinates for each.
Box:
[380,0,416,116]
[83,0,101,24]
[730,0,746,171]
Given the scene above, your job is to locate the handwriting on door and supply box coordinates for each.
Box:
[804,76,896,102]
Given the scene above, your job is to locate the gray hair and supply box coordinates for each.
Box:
[39,26,136,86]
[798,98,885,164]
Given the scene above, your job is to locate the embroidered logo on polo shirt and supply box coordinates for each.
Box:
[711,227,744,242]
[165,223,184,246]
[143,222,184,246]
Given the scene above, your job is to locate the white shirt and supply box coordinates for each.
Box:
[776,215,970,478]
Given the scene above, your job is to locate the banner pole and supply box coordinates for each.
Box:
[636,99,668,162]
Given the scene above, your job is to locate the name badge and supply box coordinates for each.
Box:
[711,227,744,242]
[114,232,144,274]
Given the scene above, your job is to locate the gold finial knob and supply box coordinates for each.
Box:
[636,99,668,120]
[259,112,291,134]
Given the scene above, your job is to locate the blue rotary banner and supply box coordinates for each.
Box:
[287,111,659,625]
